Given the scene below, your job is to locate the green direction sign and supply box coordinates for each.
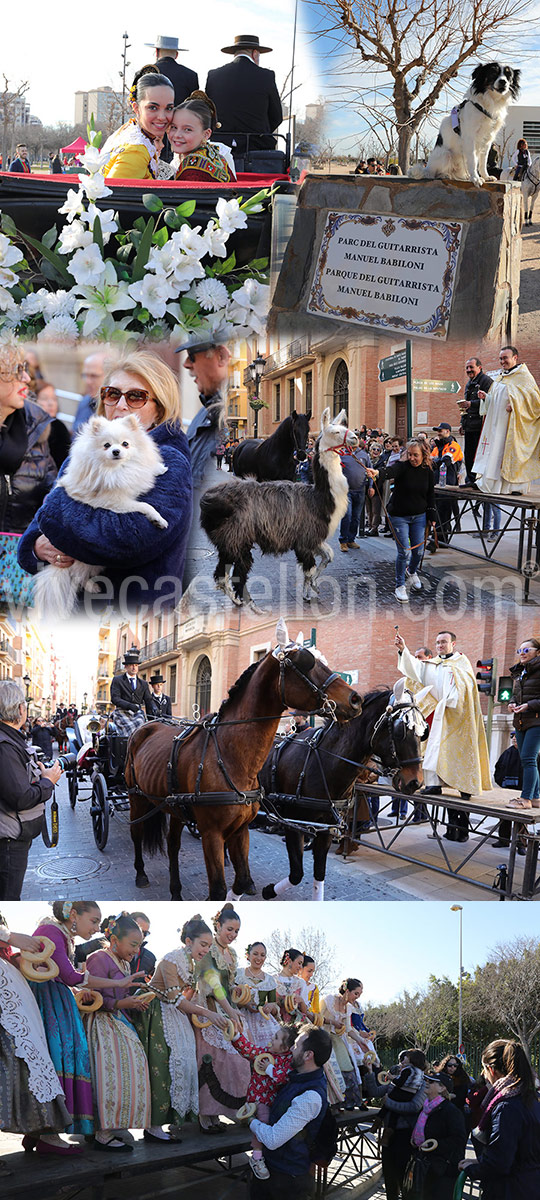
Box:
[413,379,461,394]
[378,350,407,382]
[338,670,359,686]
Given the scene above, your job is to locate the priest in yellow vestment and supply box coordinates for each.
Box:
[472,347,540,495]
[395,630,492,841]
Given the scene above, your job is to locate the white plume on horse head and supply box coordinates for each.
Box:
[275,618,289,648]
[296,631,305,647]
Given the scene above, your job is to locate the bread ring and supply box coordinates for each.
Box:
[75,990,103,1013]
[422,1138,438,1153]
[232,984,252,1006]
[284,994,297,1014]
[19,957,59,982]
[377,1070,391,1084]
[258,1005,271,1019]
[222,1018,236,1041]
[335,1024,347,1036]
[192,1013,212,1028]
[311,1012,324,1027]
[20,936,56,963]
[254,1053,275,1075]
[236,1102,258,1122]
[363,1051,377,1066]
[138,990,156,1005]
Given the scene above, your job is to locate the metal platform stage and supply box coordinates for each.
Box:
[0,1110,381,1200]
[345,781,540,900]
[433,485,540,600]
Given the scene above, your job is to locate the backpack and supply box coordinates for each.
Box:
[303,1105,339,1166]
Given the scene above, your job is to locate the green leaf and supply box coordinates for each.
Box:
[133,217,147,233]
[137,308,150,323]
[176,200,196,218]
[41,258,64,284]
[20,231,73,285]
[164,210,181,231]
[152,227,168,247]
[92,214,104,255]
[0,213,17,237]
[180,297,199,314]
[248,257,269,270]
[41,225,58,250]
[214,251,237,275]
[131,216,155,281]
[130,231,142,250]
[116,244,133,262]
[142,193,164,213]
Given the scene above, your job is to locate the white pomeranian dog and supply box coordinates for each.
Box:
[34,414,168,618]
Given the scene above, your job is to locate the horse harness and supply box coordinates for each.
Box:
[127,651,343,823]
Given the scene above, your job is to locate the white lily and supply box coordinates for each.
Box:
[74,260,136,336]
[228,279,270,334]
[0,234,23,273]
[58,188,85,223]
[83,205,118,242]
[216,197,248,234]
[80,144,111,175]
[70,242,107,287]
[202,220,230,258]
[128,273,171,319]
[172,224,208,258]
[0,287,19,319]
[80,173,113,202]
[57,219,93,255]
[0,267,19,289]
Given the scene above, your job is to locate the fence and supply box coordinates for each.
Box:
[380,1036,540,1080]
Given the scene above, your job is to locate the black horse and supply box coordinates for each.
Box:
[258,688,427,901]
[232,410,311,481]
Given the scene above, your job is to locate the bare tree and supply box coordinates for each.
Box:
[0,76,30,167]
[265,925,341,994]
[467,937,540,1060]
[307,0,537,171]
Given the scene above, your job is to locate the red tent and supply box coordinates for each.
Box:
[60,136,87,154]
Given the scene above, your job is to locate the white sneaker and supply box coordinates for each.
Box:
[395,585,409,603]
[250,1157,270,1179]
[408,573,422,590]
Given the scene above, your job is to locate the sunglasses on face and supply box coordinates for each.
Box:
[100,386,152,408]
[517,647,534,654]
[0,361,29,382]
[185,349,201,363]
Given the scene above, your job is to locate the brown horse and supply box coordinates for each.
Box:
[124,622,362,899]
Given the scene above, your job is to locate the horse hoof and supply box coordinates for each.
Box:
[243,880,257,896]
[262,884,276,900]
[136,873,150,889]
[170,892,182,901]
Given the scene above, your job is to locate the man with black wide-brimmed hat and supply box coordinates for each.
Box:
[205,34,282,151]
[149,672,172,718]
[145,34,199,104]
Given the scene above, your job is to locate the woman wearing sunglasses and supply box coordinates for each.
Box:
[507,638,540,811]
[18,352,192,612]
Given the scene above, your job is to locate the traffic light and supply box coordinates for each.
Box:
[497,675,513,703]
[476,657,497,696]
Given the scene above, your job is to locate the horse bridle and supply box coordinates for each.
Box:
[275,650,342,719]
[370,699,428,769]
[292,419,308,458]
[524,163,540,195]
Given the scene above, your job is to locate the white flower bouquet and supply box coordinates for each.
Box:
[0,125,272,343]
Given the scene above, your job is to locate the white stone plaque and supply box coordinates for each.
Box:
[308,212,463,340]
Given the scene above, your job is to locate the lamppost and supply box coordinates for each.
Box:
[83,692,88,714]
[23,673,31,703]
[451,904,463,1054]
[247,352,267,439]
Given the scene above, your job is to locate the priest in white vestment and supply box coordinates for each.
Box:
[395,630,492,842]
[472,347,540,495]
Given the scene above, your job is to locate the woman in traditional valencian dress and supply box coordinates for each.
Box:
[275,948,312,1024]
[85,914,151,1151]
[321,978,365,1109]
[103,65,175,179]
[234,940,280,1047]
[168,91,236,182]
[132,913,230,1138]
[0,917,76,1157]
[29,902,142,1135]
[194,904,251,1130]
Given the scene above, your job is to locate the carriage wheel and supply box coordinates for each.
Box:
[91,772,110,851]
[68,767,78,810]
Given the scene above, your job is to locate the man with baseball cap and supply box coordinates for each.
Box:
[205,34,283,153]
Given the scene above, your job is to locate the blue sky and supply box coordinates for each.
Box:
[4,900,538,1005]
[299,0,540,154]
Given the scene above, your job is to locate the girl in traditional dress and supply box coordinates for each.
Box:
[275,948,311,1023]
[168,92,236,182]
[85,914,151,1152]
[30,902,143,1136]
[103,65,174,179]
[234,941,280,1046]
[0,917,75,1157]
[194,904,251,1130]
[298,954,319,1014]
[321,978,365,1109]
[133,913,230,1139]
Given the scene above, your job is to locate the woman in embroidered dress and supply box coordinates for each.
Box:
[194,903,251,1130]
[0,916,76,1157]
[103,65,174,179]
[275,948,311,1024]
[84,914,151,1152]
[132,913,229,1139]
[321,978,365,1109]
[234,941,280,1047]
[29,902,143,1136]
[168,92,236,182]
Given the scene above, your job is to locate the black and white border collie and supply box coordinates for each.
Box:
[411,63,520,187]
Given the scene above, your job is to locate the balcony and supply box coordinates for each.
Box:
[261,337,312,375]
[0,640,16,663]
[113,631,177,674]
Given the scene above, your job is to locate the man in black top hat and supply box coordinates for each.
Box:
[145,34,199,103]
[110,648,155,716]
[205,34,282,151]
[149,672,172,717]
